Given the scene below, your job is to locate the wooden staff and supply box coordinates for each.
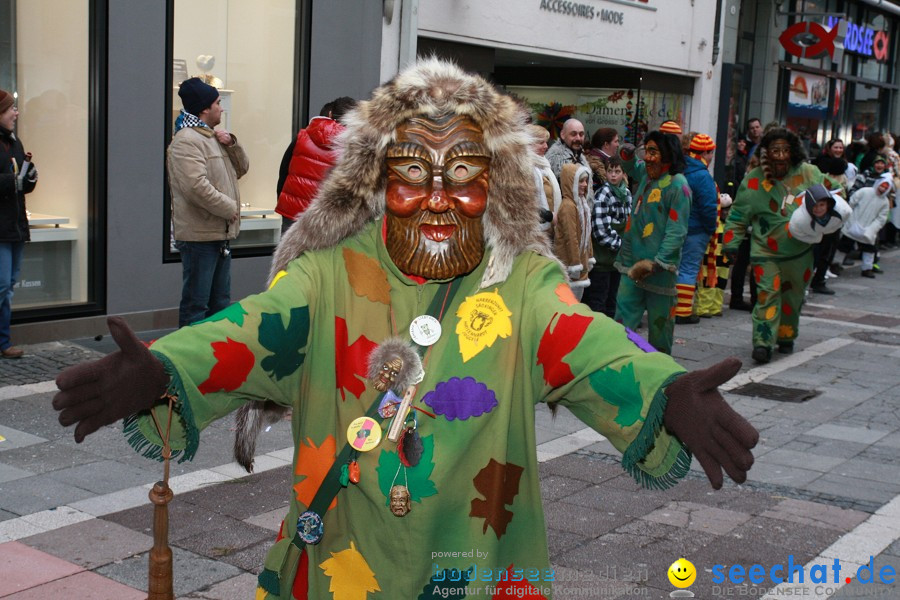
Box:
[147,395,176,600]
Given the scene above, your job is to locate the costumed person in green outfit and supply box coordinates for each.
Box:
[723,128,828,364]
[614,131,692,354]
[53,60,758,600]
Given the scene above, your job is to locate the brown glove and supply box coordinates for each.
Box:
[628,259,657,282]
[53,317,169,443]
[663,357,759,489]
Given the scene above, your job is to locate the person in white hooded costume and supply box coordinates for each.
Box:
[837,174,892,278]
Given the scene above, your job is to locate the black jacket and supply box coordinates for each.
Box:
[0,127,36,243]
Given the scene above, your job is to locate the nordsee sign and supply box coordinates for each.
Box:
[538,0,626,24]
[825,16,890,61]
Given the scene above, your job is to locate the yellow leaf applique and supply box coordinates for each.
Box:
[778,325,795,338]
[455,289,513,362]
[647,189,662,203]
[642,223,654,238]
[320,540,380,600]
[765,305,777,320]
[343,248,391,305]
[658,174,672,188]
[762,180,774,192]
[255,587,268,600]
[268,270,288,290]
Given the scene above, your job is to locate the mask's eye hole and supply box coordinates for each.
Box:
[389,161,429,183]
[445,160,483,184]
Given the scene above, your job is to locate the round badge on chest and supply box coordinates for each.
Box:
[347,416,382,452]
[410,315,441,346]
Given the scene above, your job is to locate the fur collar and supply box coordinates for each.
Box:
[269,58,558,288]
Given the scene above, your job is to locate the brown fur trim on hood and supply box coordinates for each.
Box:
[269,57,558,288]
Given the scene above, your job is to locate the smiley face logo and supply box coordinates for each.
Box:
[668,558,696,588]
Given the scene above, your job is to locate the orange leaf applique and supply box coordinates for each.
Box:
[198,338,255,394]
[319,541,380,600]
[469,458,524,539]
[335,317,378,401]
[294,435,338,511]
[554,283,578,306]
[343,248,391,305]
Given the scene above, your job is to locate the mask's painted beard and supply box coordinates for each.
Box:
[385,210,484,279]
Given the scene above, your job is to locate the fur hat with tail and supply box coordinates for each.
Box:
[235,58,558,472]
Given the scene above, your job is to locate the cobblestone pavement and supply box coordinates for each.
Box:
[0,249,899,599]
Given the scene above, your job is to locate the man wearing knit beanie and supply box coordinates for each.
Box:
[675,133,719,324]
[168,77,249,327]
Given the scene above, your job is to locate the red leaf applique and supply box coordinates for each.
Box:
[536,312,592,387]
[723,230,734,244]
[335,317,378,401]
[197,338,254,394]
[753,265,764,283]
[668,208,679,221]
[747,178,759,190]
[469,458,524,539]
[767,237,779,252]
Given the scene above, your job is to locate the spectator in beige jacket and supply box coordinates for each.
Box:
[169,77,249,327]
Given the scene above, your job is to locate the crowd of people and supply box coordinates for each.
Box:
[528,114,896,363]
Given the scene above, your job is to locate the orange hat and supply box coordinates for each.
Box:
[689,133,716,153]
[659,121,683,135]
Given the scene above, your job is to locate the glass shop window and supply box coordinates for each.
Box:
[168,0,297,252]
[1,0,92,309]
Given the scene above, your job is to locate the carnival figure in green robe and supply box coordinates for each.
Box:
[53,60,758,600]
[614,131,691,354]
[723,128,826,364]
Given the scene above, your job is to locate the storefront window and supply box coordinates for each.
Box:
[506,86,692,146]
[168,0,297,252]
[3,0,92,310]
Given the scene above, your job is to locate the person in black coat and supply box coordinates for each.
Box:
[0,89,38,358]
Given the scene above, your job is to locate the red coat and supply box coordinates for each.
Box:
[276,117,344,220]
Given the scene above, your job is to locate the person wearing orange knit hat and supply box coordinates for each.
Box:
[659,120,683,136]
[675,133,719,324]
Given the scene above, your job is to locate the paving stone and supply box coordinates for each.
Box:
[3,570,146,599]
[22,518,153,569]
[540,475,592,502]
[103,498,220,542]
[561,484,672,519]
[172,519,272,563]
[177,466,292,520]
[728,515,845,558]
[0,395,67,442]
[551,565,644,600]
[68,485,153,517]
[0,440,104,474]
[641,501,752,536]
[0,462,33,483]
[544,502,633,538]
[546,528,590,556]
[804,473,900,505]
[243,507,287,533]
[539,453,624,484]
[95,546,242,598]
[180,572,259,599]
[756,448,846,473]
[832,458,900,483]
[0,541,84,596]
[216,538,273,573]
[761,498,869,532]
[0,425,46,452]
[46,459,159,495]
[794,436,869,459]
[744,461,824,487]
[0,475,94,516]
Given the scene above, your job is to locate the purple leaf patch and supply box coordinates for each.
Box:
[423,377,498,421]
[625,327,657,353]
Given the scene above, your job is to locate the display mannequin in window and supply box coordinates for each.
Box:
[0,89,38,359]
[169,77,249,327]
